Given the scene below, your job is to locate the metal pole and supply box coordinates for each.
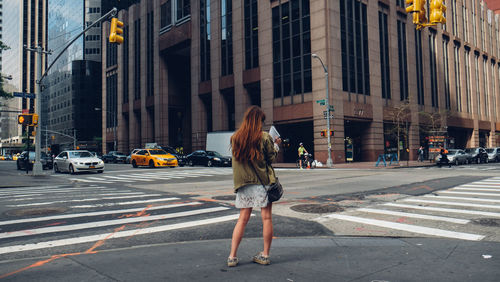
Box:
[114,114,117,151]
[73,129,76,150]
[32,46,43,175]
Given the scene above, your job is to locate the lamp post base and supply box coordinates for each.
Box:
[326,158,333,168]
[32,162,44,176]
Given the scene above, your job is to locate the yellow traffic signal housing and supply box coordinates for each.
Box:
[406,0,427,26]
[329,130,334,137]
[430,0,446,24]
[32,114,39,126]
[320,130,326,137]
[17,114,38,126]
[406,0,421,13]
[109,18,124,44]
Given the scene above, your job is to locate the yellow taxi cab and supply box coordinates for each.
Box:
[0,155,5,161]
[13,154,20,161]
[131,148,178,168]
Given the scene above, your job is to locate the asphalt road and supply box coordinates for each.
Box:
[0,160,499,281]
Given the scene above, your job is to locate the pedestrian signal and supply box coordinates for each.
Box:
[109,18,124,44]
[17,114,35,126]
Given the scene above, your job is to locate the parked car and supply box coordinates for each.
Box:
[102,151,127,163]
[131,148,178,168]
[486,147,500,162]
[158,145,186,167]
[126,149,141,164]
[464,147,489,164]
[89,151,103,160]
[53,150,104,174]
[185,150,232,167]
[434,149,469,165]
[16,151,53,170]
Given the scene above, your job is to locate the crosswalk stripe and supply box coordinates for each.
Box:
[314,214,484,241]
[6,194,165,207]
[71,197,180,208]
[460,184,500,188]
[100,175,152,182]
[0,207,229,239]
[0,214,241,255]
[403,198,500,209]
[3,192,147,202]
[439,191,500,197]
[451,187,500,192]
[384,203,500,217]
[69,178,100,183]
[423,195,500,203]
[0,202,202,226]
[356,208,469,224]
[0,187,110,195]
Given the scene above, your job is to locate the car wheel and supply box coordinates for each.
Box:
[455,159,459,166]
[97,170,104,173]
[188,160,194,167]
[149,160,155,168]
[207,160,212,167]
[132,160,138,168]
[69,164,75,174]
[54,163,59,173]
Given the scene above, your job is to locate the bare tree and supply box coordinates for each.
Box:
[385,99,411,163]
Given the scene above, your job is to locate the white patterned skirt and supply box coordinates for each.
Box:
[235,184,269,208]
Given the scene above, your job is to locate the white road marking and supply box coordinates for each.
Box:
[423,194,500,203]
[314,214,484,241]
[460,184,500,188]
[439,191,500,197]
[403,198,500,209]
[100,175,153,182]
[3,192,147,202]
[451,187,500,192]
[356,208,469,224]
[0,187,110,195]
[384,203,500,217]
[71,197,180,208]
[69,178,101,183]
[6,194,164,207]
[0,202,202,226]
[0,207,229,239]
[0,214,242,255]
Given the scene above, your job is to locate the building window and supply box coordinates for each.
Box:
[123,26,129,104]
[340,0,370,95]
[161,0,172,29]
[397,20,408,101]
[483,57,489,116]
[200,0,211,82]
[492,62,497,119]
[221,0,233,76]
[462,4,468,42]
[134,19,141,100]
[396,0,405,8]
[415,30,424,105]
[451,0,457,36]
[429,32,438,108]
[244,0,259,70]
[453,44,462,112]
[480,5,484,50]
[176,0,190,22]
[379,10,390,100]
[147,11,154,97]
[272,0,312,99]
[464,49,471,113]
[106,41,118,67]
[474,54,481,117]
[472,2,477,45]
[106,74,117,129]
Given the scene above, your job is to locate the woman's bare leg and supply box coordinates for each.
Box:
[261,203,273,256]
[229,208,252,257]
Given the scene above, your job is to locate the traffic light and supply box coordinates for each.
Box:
[406,0,421,13]
[406,0,427,25]
[430,0,446,24]
[17,114,38,126]
[109,18,124,44]
[320,130,326,137]
[32,114,39,126]
[329,130,334,137]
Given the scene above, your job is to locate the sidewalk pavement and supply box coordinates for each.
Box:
[274,160,436,169]
[2,236,498,281]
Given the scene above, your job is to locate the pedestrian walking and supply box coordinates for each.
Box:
[418,146,424,162]
[228,106,281,267]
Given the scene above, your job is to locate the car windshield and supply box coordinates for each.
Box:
[163,147,177,154]
[149,149,168,155]
[114,152,125,155]
[465,148,476,153]
[69,151,93,158]
[486,148,495,153]
[447,149,458,154]
[207,151,223,157]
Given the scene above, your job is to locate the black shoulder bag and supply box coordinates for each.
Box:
[249,151,283,203]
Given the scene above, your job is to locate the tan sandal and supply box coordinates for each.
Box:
[227,256,239,267]
[252,252,270,265]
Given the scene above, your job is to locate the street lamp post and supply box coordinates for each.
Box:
[312,53,333,167]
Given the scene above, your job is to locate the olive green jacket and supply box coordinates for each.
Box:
[232,132,278,192]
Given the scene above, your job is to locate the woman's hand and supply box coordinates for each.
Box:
[274,137,282,145]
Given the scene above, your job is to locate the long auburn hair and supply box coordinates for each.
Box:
[231,106,265,162]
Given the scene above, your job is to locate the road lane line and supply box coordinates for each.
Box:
[314,214,484,241]
[0,187,110,195]
[0,202,202,226]
[356,208,469,224]
[70,197,180,208]
[451,187,500,192]
[423,195,500,203]
[384,203,500,217]
[4,192,147,202]
[0,214,242,255]
[69,178,101,183]
[459,184,500,188]
[6,194,165,207]
[439,191,500,196]
[403,198,500,209]
[0,207,229,239]
[99,175,153,182]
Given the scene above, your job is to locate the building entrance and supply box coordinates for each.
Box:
[275,121,313,163]
[344,120,371,162]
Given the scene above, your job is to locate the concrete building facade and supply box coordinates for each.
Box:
[103,0,500,163]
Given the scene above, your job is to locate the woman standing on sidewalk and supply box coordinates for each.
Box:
[228,106,281,267]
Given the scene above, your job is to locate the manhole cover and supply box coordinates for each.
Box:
[291,204,344,214]
[5,207,67,217]
[212,195,236,201]
[471,218,500,227]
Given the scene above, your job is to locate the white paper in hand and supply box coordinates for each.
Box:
[269,126,280,141]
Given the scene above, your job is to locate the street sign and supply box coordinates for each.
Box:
[13,92,36,99]
[316,99,325,105]
[323,111,334,119]
[328,105,335,111]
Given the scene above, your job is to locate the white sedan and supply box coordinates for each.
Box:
[53,150,105,174]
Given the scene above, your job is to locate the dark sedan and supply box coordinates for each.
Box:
[185,150,231,167]
[465,147,489,164]
[159,146,186,167]
[102,151,127,163]
[16,151,53,170]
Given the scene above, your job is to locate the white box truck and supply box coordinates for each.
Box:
[206,131,234,157]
